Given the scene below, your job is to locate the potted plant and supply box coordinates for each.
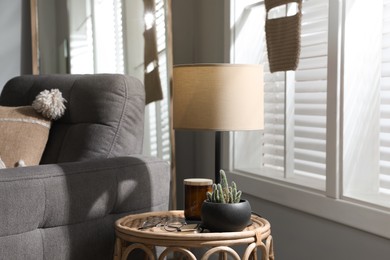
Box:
[201,170,252,232]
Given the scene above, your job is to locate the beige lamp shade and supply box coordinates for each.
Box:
[173,64,264,131]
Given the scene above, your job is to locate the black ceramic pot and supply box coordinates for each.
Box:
[201,199,252,232]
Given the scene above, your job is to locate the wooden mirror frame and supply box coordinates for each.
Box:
[30,0,39,75]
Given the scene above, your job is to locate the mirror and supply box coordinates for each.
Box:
[31,0,175,207]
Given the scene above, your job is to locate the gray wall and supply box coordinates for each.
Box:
[0,0,70,79]
[0,0,31,91]
[171,0,390,259]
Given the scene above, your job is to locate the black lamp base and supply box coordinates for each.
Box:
[215,131,221,184]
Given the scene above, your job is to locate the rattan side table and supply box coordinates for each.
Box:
[114,210,274,260]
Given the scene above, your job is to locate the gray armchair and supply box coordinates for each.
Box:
[0,74,170,259]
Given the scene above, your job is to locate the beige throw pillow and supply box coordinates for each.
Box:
[0,106,51,168]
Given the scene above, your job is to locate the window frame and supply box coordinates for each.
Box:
[223,0,390,239]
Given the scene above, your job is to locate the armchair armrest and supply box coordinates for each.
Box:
[0,155,170,237]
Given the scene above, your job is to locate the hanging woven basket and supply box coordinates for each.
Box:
[265,0,302,73]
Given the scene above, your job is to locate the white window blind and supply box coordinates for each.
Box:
[231,0,271,173]
[293,0,328,180]
[342,0,386,208]
[380,0,390,194]
[232,0,328,189]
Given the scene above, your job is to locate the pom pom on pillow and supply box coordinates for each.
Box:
[32,89,66,120]
[0,89,66,168]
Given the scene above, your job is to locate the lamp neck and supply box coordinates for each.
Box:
[215,131,221,184]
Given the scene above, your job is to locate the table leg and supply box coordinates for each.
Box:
[251,247,258,260]
[113,238,123,260]
[266,236,274,260]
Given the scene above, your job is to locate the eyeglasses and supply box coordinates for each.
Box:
[138,216,164,230]
[164,217,187,232]
[138,216,197,232]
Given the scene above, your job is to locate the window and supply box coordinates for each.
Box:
[228,0,390,238]
[343,0,390,208]
[231,0,328,189]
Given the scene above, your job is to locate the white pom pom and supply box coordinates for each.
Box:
[32,89,67,120]
[15,160,26,167]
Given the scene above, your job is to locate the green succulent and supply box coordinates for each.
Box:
[206,170,242,203]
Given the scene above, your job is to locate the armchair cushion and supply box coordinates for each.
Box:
[0,155,170,259]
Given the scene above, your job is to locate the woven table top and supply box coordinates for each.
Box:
[115,210,271,244]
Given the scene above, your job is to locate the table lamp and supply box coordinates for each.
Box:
[172,64,264,183]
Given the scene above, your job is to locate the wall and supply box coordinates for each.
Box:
[0,0,31,91]
[172,0,226,211]
[171,0,390,259]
